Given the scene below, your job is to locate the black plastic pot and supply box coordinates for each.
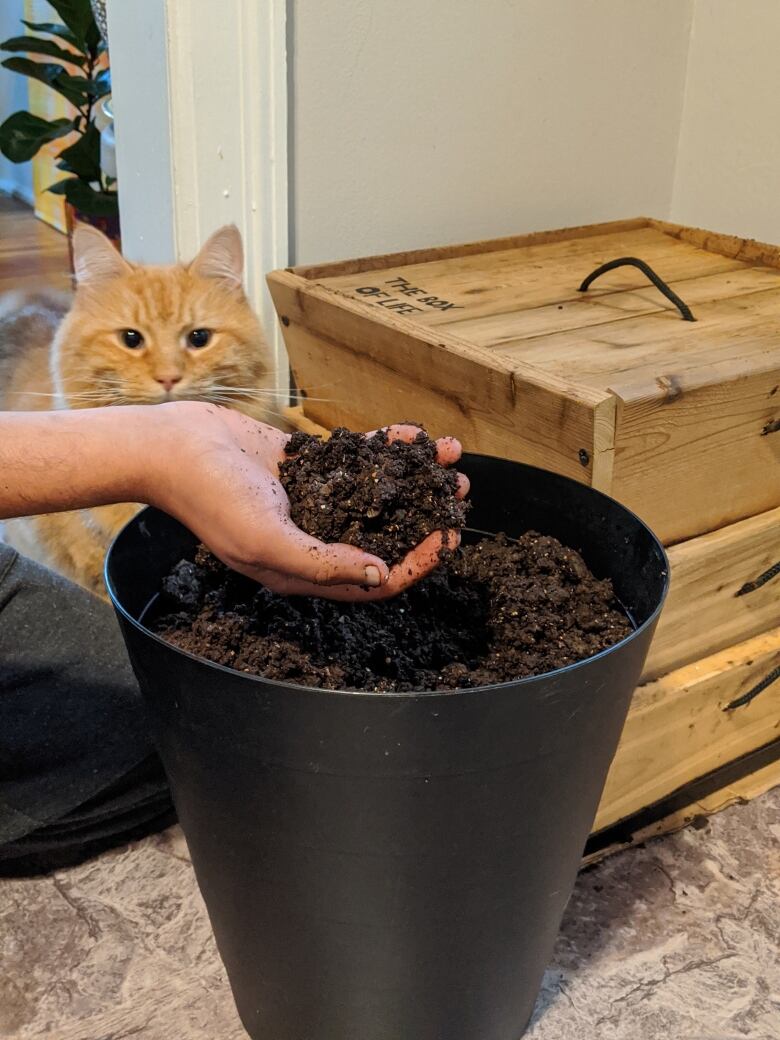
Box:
[106,455,668,1040]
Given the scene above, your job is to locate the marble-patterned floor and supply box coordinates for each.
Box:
[2,787,778,1040]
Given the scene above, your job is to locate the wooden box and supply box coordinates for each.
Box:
[269,218,780,847]
[268,217,780,546]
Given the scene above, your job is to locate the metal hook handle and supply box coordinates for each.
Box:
[724,665,780,711]
[735,560,780,597]
[578,256,697,322]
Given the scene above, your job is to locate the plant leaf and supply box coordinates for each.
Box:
[0,34,86,67]
[45,0,94,50]
[21,21,79,48]
[85,16,101,58]
[0,111,74,162]
[74,69,110,99]
[56,121,100,180]
[1,57,89,108]
[46,176,119,219]
[92,67,111,96]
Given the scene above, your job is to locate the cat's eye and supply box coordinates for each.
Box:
[122,329,144,350]
[187,328,212,349]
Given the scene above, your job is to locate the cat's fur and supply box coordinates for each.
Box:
[0,224,272,595]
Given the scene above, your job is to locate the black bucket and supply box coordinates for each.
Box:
[106,454,668,1040]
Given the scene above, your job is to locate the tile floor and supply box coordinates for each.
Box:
[1,786,778,1040]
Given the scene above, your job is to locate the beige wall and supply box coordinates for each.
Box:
[290,0,694,264]
[671,0,780,242]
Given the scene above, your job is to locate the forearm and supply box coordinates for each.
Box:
[0,407,155,519]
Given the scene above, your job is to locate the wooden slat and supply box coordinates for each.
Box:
[450,266,780,348]
[610,358,780,543]
[595,628,780,832]
[643,507,780,679]
[318,228,745,328]
[496,289,780,388]
[650,217,780,270]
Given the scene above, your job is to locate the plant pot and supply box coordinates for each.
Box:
[64,201,121,273]
[106,454,668,1040]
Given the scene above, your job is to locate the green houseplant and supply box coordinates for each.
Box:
[0,0,118,246]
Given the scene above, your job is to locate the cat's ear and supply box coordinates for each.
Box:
[72,224,131,285]
[189,224,243,287]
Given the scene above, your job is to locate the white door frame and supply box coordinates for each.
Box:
[106,0,289,390]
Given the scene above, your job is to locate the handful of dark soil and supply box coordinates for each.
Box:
[279,427,468,565]
[154,534,631,692]
[151,424,631,692]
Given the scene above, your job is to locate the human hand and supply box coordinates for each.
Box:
[149,404,468,600]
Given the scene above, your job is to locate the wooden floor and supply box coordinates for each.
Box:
[0,195,72,293]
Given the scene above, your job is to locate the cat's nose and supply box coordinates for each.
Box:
[156,375,182,392]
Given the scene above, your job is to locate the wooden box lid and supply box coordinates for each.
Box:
[268,217,780,543]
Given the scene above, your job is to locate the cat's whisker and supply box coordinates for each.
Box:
[207,384,319,397]
[202,385,338,404]
[198,394,289,421]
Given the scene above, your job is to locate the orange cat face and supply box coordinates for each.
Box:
[51,225,272,416]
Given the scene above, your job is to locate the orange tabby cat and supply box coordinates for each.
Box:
[0,224,272,595]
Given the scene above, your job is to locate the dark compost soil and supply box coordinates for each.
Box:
[152,427,631,692]
[154,534,631,692]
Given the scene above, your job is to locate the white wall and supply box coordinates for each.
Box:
[290,0,694,264]
[671,0,780,242]
[108,1,780,282]
[0,0,34,202]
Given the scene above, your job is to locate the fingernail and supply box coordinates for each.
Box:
[364,565,382,587]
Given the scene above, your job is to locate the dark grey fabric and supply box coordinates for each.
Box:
[0,542,172,870]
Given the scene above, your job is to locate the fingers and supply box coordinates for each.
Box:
[455,472,470,500]
[433,435,462,467]
[252,529,461,602]
[380,423,427,444]
[384,529,461,594]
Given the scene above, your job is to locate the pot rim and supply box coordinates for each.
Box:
[105,457,670,701]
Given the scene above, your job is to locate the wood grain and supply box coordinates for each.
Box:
[317,228,745,329]
[610,349,780,542]
[643,507,780,679]
[650,217,780,269]
[462,267,780,351]
[595,628,780,832]
[0,196,71,294]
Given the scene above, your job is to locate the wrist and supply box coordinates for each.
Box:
[93,405,165,505]
[131,401,215,512]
